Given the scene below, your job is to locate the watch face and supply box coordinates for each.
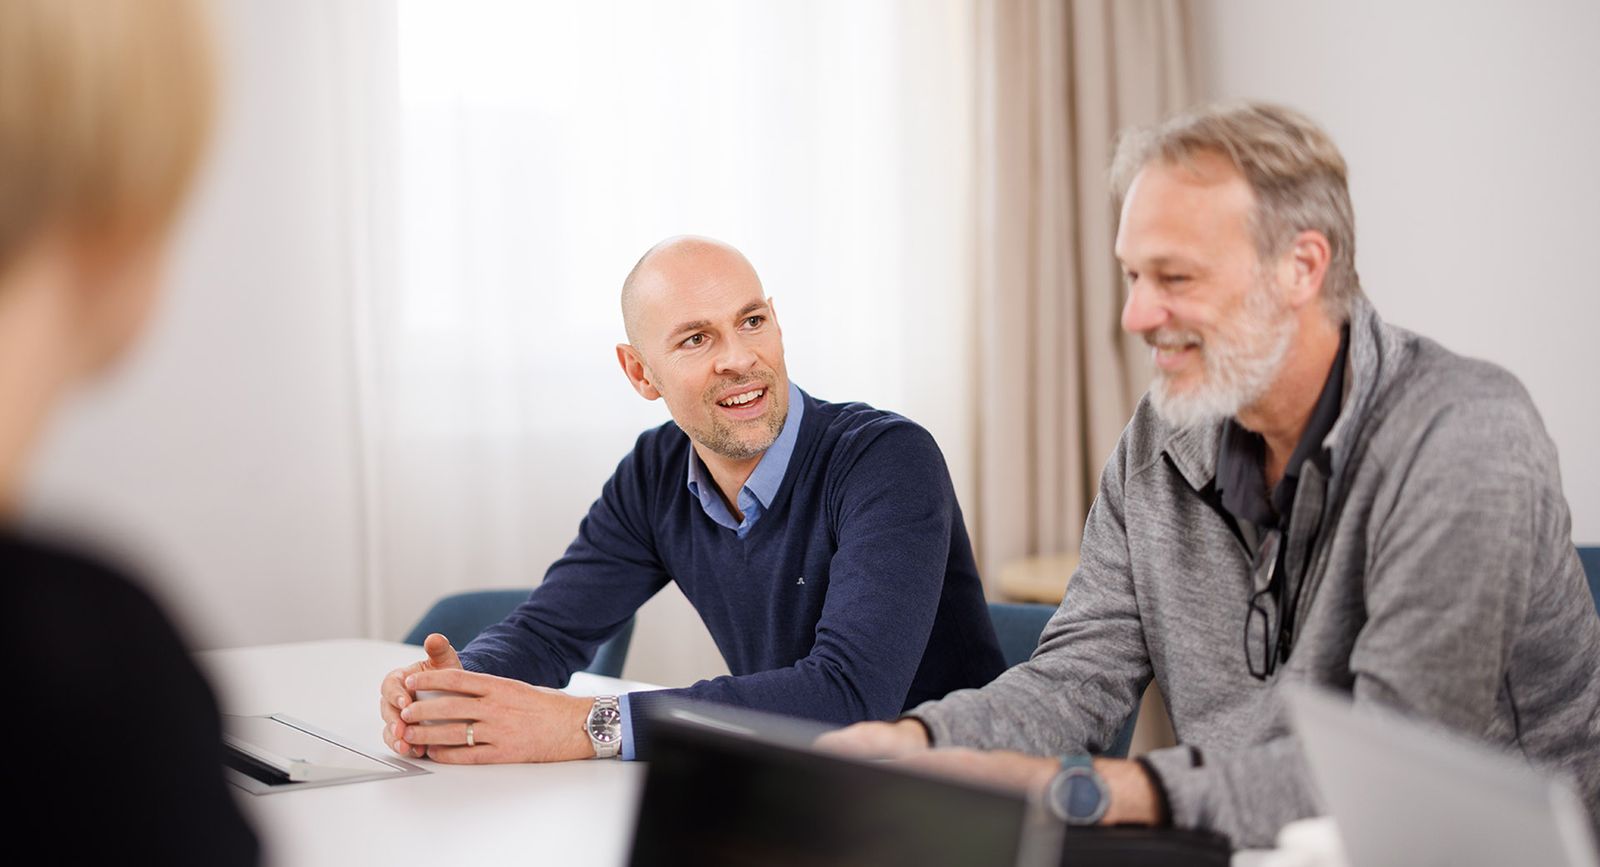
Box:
[1063,773,1103,821]
[1049,766,1109,826]
[588,706,622,743]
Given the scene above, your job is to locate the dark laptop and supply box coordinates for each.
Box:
[626,703,1229,867]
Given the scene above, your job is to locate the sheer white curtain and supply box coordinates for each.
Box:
[363,0,977,683]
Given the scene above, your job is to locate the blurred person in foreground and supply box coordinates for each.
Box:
[379,235,1005,764]
[0,1,257,861]
[823,102,1600,848]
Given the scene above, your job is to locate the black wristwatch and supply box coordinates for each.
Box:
[1046,754,1110,825]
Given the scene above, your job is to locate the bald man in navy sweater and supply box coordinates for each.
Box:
[379,236,1004,764]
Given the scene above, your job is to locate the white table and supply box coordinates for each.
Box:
[203,639,1279,866]
[199,639,659,867]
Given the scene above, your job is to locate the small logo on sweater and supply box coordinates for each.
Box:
[796,576,806,585]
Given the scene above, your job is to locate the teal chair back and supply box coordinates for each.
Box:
[987,601,1139,758]
[1579,546,1600,615]
[403,589,635,679]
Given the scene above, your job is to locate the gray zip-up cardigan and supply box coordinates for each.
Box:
[910,298,1600,847]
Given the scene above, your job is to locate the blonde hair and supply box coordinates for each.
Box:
[1111,102,1362,319]
[0,0,216,272]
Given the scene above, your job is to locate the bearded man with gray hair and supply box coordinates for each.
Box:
[824,102,1600,848]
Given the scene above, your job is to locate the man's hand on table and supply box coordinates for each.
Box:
[817,718,1162,826]
[398,668,595,763]
[379,633,595,763]
[380,633,461,759]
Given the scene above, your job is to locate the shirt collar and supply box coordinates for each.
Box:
[685,380,805,511]
[742,380,804,508]
[1215,422,1274,526]
[1214,324,1350,525]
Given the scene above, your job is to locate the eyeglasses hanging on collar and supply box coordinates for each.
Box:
[1245,527,1286,680]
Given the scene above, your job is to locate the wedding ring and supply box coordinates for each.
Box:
[466,723,476,747]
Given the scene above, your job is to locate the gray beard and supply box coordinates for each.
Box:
[1148,284,1296,430]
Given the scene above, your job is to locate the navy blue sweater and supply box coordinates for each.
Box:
[459,389,1004,752]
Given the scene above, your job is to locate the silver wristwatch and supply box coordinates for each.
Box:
[584,695,623,759]
[1046,754,1110,825]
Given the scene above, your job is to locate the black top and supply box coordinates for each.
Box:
[1215,326,1349,530]
[1,529,259,864]
[1213,325,1349,667]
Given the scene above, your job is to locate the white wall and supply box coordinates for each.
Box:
[1189,0,1600,543]
[19,0,978,687]
[29,0,1594,668]
[24,1,369,649]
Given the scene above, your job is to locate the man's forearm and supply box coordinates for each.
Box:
[910,641,1148,758]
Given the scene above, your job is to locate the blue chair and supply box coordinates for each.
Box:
[1579,546,1600,615]
[987,601,1139,758]
[403,589,636,679]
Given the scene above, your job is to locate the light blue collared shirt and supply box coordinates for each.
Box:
[683,380,805,539]
[618,381,804,759]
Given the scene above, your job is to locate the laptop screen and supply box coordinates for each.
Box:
[627,706,1037,867]
[1287,685,1600,867]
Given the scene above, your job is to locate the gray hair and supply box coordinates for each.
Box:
[1110,101,1363,320]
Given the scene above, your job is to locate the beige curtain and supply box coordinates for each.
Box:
[972,0,1190,581]
[971,0,1190,756]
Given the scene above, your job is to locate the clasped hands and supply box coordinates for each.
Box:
[817,719,1162,826]
[379,633,595,764]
